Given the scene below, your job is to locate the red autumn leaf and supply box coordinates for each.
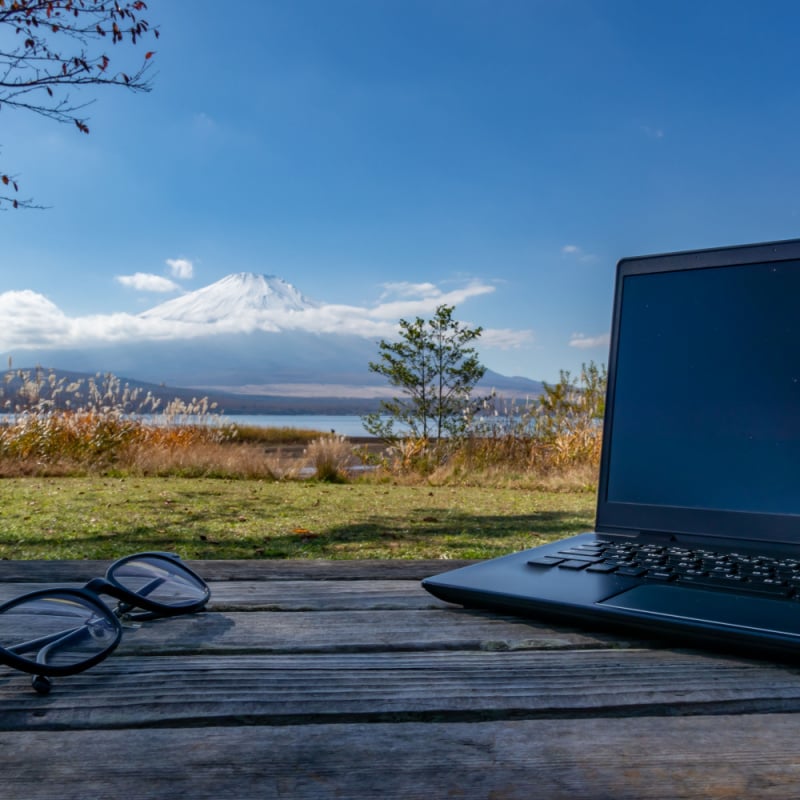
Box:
[1,175,8,186]
[144,50,154,59]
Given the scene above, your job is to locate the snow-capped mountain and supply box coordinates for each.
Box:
[140,273,318,324]
[3,271,544,404]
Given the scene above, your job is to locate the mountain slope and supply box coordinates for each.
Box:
[140,273,318,323]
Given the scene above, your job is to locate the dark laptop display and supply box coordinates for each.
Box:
[423,238,800,658]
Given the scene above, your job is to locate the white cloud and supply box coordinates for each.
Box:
[562,245,597,263]
[192,112,217,133]
[379,281,440,299]
[481,328,534,349]
[641,125,665,139]
[0,291,71,347]
[569,332,610,349]
[116,273,181,292]
[368,280,495,320]
[166,258,194,280]
[0,278,530,354]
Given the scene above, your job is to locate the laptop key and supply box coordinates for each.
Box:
[647,570,676,582]
[527,556,564,567]
[558,560,593,570]
[556,553,603,563]
[616,566,647,577]
[586,563,617,573]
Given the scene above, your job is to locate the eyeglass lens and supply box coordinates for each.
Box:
[0,593,118,669]
[110,555,208,608]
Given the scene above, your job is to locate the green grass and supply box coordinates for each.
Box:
[0,477,596,560]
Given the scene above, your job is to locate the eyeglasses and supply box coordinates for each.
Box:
[0,552,210,694]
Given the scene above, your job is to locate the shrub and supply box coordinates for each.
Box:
[304,435,356,482]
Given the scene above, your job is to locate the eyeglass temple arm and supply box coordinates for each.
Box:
[10,625,95,697]
[113,576,167,615]
[8,625,85,657]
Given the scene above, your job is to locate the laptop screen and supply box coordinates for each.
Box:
[597,240,800,544]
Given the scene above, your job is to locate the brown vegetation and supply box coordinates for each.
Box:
[0,367,602,488]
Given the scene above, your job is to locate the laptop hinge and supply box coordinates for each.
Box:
[601,529,678,544]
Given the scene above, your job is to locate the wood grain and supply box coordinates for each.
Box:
[1,559,799,799]
[3,716,800,800]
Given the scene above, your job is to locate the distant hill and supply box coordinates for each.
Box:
[2,366,544,416]
[0,368,386,416]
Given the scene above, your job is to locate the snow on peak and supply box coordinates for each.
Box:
[140,273,318,324]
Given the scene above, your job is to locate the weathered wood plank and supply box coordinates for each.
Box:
[100,608,624,655]
[2,649,798,731]
[0,579,453,611]
[2,715,800,799]
[0,558,475,583]
[206,579,452,610]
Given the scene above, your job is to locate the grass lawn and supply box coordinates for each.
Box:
[0,477,596,560]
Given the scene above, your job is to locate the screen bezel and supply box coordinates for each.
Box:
[595,237,800,546]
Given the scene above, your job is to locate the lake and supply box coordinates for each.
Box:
[217,414,373,437]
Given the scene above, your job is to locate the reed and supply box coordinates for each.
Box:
[0,367,230,475]
[0,366,603,489]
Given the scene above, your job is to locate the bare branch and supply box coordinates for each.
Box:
[0,0,159,208]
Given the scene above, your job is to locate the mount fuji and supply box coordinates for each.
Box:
[6,272,543,407]
[140,273,319,324]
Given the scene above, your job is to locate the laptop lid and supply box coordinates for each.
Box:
[597,237,800,548]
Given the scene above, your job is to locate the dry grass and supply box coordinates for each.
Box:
[304,435,358,482]
[227,424,324,446]
[0,367,603,490]
[118,440,279,479]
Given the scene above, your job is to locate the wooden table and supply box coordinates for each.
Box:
[2,558,800,799]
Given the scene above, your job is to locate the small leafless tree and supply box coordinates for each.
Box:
[0,0,159,208]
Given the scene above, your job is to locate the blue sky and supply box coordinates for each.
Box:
[4,0,800,383]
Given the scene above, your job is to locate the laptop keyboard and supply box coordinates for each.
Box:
[527,540,800,600]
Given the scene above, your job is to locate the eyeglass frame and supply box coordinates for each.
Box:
[0,551,210,691]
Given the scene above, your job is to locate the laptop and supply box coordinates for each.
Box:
[423,237,800,660]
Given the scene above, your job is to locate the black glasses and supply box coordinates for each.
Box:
[0,552,210,694]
